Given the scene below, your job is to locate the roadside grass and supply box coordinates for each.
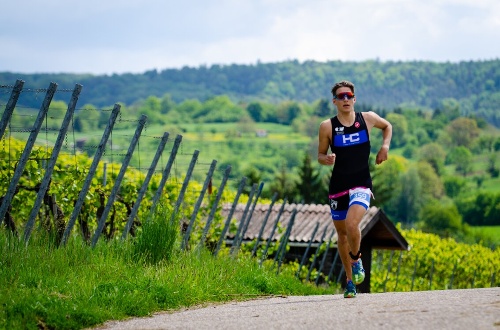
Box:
[0,208,335,330]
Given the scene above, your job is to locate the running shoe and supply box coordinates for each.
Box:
[351,258,365,285]
[344,280,356,298]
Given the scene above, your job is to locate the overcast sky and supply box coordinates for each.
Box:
[1,0,499,75]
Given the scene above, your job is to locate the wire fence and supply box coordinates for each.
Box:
[1,80,498,293]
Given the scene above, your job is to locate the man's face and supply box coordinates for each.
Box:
[332,87,356,113]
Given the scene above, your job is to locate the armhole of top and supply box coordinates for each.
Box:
[330,117,336,149]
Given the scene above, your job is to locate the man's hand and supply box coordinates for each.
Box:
[320,153,336,166]
[375,146,389,165]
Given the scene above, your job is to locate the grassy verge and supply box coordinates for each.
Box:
[0,210,335,330]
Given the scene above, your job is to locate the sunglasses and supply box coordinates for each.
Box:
[335,92,355,100]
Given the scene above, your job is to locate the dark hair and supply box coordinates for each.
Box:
[331,80,355,97]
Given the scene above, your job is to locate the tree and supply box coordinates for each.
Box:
[446,117,479,148]
[418,200,463,238]
[372,155,408,209]
[295,153,326,204]
[394,166,422,227]
[247,102,264,122]
[385,113,408,148]
[417,161,445,201]
[418,143,446,175]
[313,99,332,117]
[160,93,175,114]
[269,162,296,201]
[446,146,473,176]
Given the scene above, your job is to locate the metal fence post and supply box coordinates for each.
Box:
[23,84,82,243]
[296,221,319,278]
[306,224,328,281]
[214,174,244,257]
[276,209,296,274]
[91,114,147,247]
[260,198,287,265]
[60,104,120,246]
[231,183,257,255]
[0,82,57,226]
[198,165,231,249]
[181,159,217,250]
[315,227,336,285]
[121,132,170,239]
[149,134,182,216]
[251,192,278,257]
[240,182,264,239]
[0,79,24,139]
[327,249,340,283]
[169,150,199,224]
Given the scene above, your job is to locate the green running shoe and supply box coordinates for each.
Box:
[351,258,365,285]
[344,280,356,298]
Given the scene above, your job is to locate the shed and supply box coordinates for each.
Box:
[221,203,410,293]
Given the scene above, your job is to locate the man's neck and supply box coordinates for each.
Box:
[337,111,356,126]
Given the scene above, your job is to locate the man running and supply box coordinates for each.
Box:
[318,80,392,298]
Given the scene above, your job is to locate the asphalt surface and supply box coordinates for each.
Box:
[93,287,500,330]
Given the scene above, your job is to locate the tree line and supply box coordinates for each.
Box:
[1,59,500,126]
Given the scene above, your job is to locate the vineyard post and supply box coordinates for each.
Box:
[149,134,182,216]
[23,83,82,243]
[197,165,231,249]
[121,132,170,239]
[103,163,107,186]
[233,182,263,254]
[306,224,328,281]
[394,251,403,291]
[60,104,120,246]
[411,256,418,291]
[231,183,257,255]
[276,209,296,274]
[449,261,457,289]
[240,182,265,239]
[168,150,199,225]
[0,82,57,226]
[181,159,217,251]
[327,249,341,283]
[316,227,336,286]
[383,251,395,292]
[251,192,278,257]
[91,114,147,247]
[296,221,319,278]
[0,79,24,139]
[260,198,287,266]
[429,259,434,290]
[214,174,244,257]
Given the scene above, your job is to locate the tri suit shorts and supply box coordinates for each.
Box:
[329,187,372,221]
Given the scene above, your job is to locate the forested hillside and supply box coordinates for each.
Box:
[1,59,499,126]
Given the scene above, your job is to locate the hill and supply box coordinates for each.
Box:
[1,59,500,126]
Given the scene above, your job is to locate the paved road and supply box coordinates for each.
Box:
[94,287,500,330]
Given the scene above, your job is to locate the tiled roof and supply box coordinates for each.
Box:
[221,203,390,246]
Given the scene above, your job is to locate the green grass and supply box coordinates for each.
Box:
[0,228,335,330]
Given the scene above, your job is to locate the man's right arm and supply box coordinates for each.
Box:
[318,120,335,166]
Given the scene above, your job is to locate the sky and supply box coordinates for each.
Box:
[1,0,499,75]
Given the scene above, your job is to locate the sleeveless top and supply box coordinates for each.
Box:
[329,112,372,194]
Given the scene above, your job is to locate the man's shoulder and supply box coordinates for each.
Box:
[320,117,334,126]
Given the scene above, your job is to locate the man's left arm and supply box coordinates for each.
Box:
[365,111,392,165]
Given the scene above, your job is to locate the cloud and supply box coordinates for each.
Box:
[0,0,498,74]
